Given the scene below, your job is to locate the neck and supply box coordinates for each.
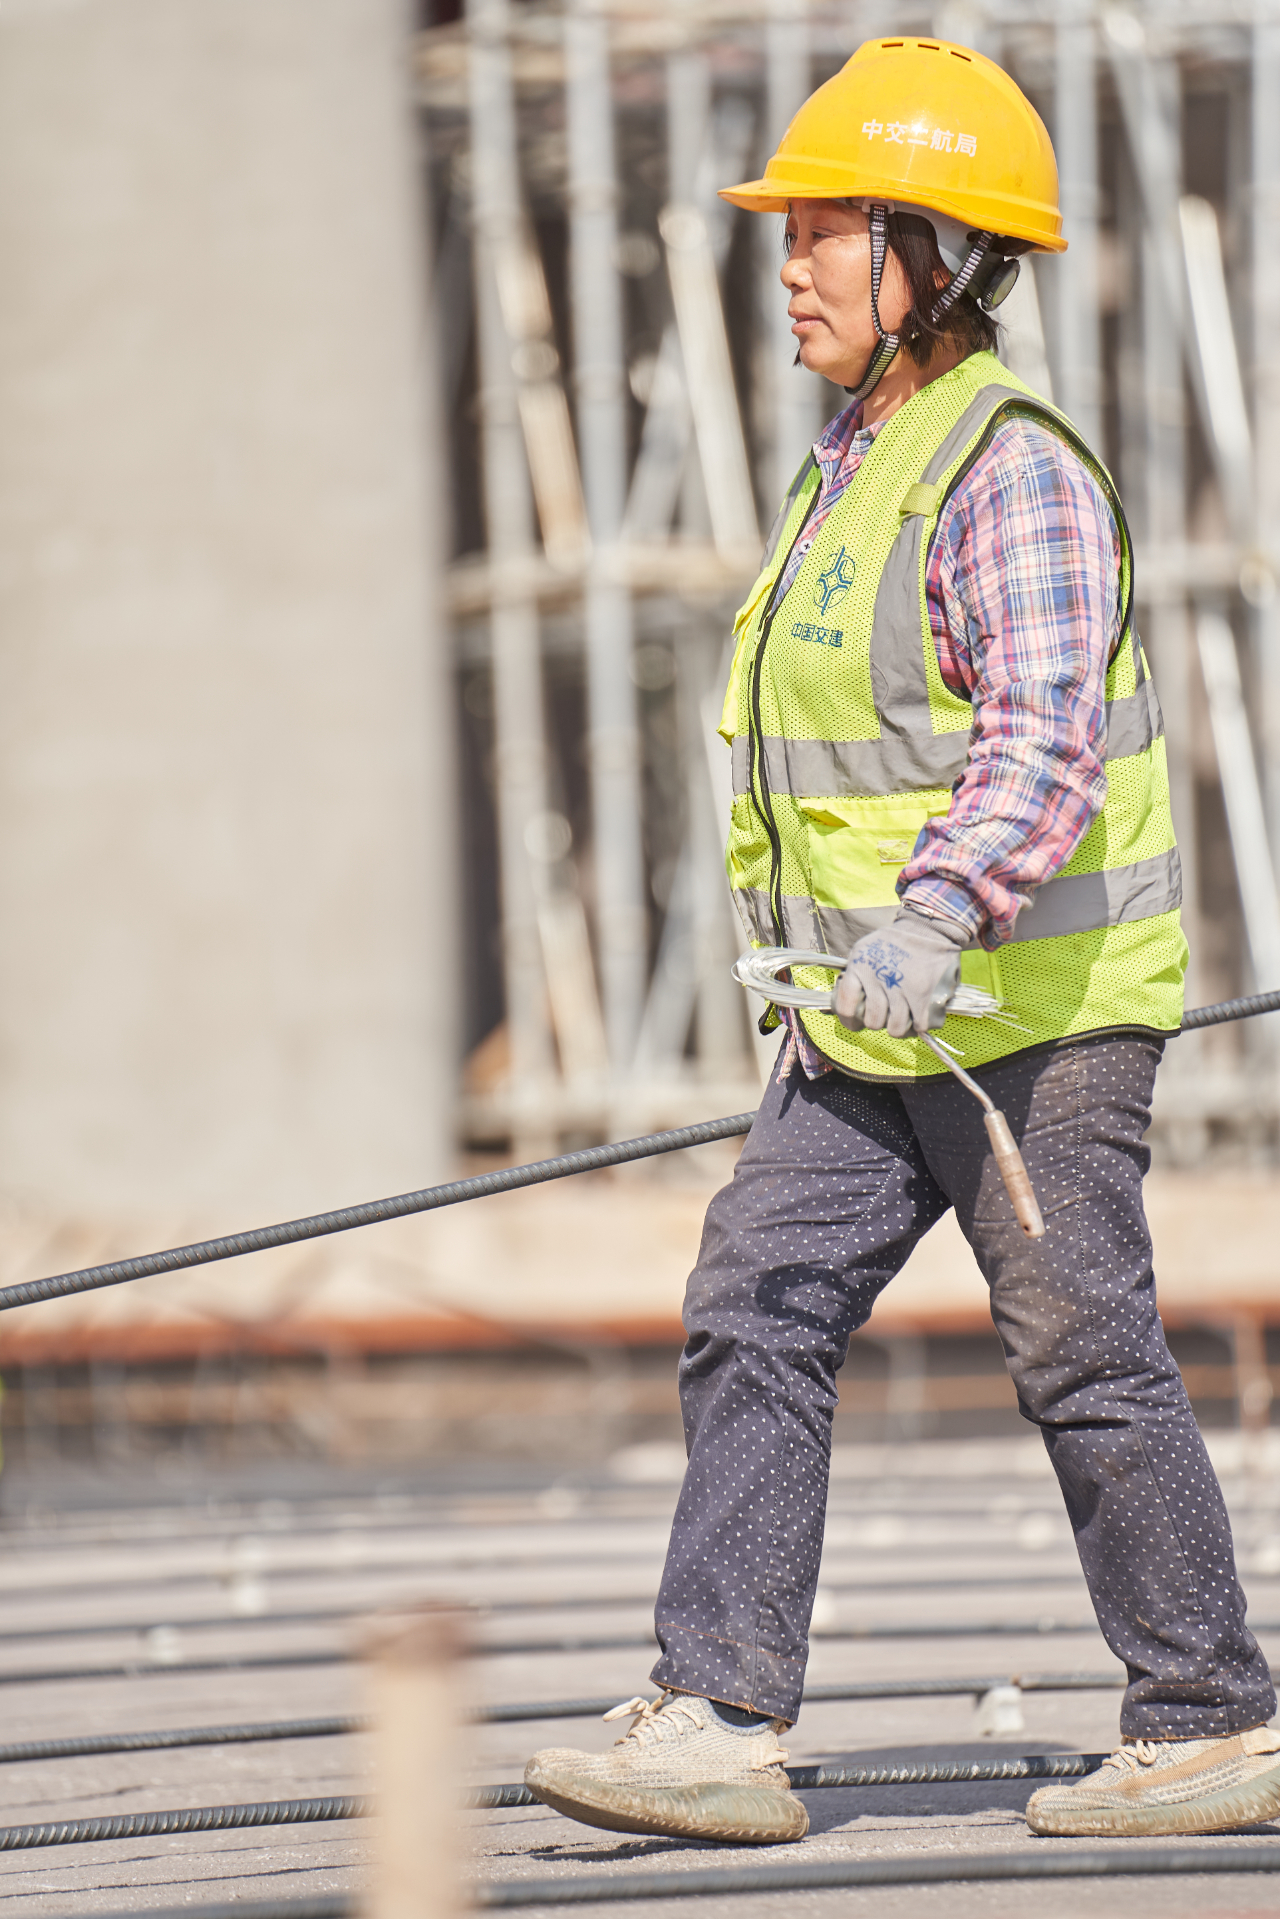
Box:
[858,337,970,427]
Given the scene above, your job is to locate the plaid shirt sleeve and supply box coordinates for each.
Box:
[897,414,1122,951]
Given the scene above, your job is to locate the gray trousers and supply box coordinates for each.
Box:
[650,1035,1276,1737]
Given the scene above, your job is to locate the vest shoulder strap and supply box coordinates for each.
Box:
[921,389,1136,653]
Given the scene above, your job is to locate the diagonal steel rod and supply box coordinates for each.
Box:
[0,987,1275,1317]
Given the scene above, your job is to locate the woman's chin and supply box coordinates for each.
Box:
[796,338,867,387]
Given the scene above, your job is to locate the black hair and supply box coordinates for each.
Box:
[881,208,1005,365]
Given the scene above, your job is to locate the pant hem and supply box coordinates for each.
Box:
[652,1622,803,1724]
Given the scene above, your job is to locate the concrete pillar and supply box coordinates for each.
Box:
[0,0,449,1222]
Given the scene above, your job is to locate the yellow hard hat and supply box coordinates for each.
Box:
[720,36,1066,254]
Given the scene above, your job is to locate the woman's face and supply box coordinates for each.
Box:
[781,200,914,387]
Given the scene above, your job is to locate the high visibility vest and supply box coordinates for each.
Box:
[721,350,1187,1081]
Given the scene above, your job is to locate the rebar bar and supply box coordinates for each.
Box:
[0,1718,361,1765]
[88,1845,1280,1919]
[471,1752,1106,1808]
[474,1847,1280,1906]
[96,1904,351,1919]
[0,986,1276,1320]
[0,1796,365,1853]
[0,1651,345,1687]
[105,1905,351,1919]
[0,1111,756,1313]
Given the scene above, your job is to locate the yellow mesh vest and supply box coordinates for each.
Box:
[722,351,1187,1081]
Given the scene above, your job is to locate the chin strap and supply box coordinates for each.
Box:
[931,227,997,318]
[843,202,901,401]
[842,204,998,400]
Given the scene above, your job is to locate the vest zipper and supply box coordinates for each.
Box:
[747,488,822,944]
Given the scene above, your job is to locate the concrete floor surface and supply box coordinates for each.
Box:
[0,1438,1274,1915]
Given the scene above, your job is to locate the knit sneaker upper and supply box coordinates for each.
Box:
[1051,1729,1280,1808]
[527,1690,793,1792]
[1026,1726,1280,1836]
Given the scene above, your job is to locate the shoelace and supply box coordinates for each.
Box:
[1104,1739,1164,1773]
[1103,1728,1280,1773]
[601,1692,790,1771]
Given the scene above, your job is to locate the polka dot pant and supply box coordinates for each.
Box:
[650,1034,1276,1737]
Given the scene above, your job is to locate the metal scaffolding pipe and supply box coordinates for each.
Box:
[759,0,823,506]
[665,48,712,543]
[1196,609,1280,988]
[1053,0,1102,445]
[565,0,647,1070]
[1108,27,1201,1001]
[1180,195,1254,540]
[663,52,758,559]
[466,0,556,1134]
[1254,4,1280,876]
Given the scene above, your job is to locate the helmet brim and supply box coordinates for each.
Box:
[718,172,1068,254]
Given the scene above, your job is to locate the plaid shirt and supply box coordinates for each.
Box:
[771,388,1122,1080]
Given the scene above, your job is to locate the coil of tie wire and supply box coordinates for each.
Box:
[732,946,1046,1240]
[732,946,1013,1023]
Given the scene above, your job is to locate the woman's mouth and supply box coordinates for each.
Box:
[790,313,823,335]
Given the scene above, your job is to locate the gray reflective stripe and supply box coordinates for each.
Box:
[731,735,748,794]
[732,886,822,950]
[1004,848,1182,943]
[733,679,1165,799]
[1106,675,1163,759]
[813,902,900,951]
[1132,630,1147,688]
[733,846,1182,960]
[760,455,818,573]
[731,730,969,798]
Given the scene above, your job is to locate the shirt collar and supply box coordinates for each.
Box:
[813,398,883,491]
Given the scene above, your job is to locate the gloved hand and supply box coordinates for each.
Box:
[834,906,969,1039]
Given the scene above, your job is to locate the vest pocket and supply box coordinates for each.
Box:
[799,794,948,921]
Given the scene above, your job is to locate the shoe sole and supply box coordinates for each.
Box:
[1027,1764,1280,1838]
[524,1761,809,1845]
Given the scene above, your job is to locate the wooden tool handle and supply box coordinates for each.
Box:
[984,1110,1046,1240]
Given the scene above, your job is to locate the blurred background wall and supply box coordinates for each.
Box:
[0,0,452,1224]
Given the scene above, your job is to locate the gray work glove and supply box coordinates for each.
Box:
[834,906,969,1039]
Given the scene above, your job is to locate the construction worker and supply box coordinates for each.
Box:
[526,37,1280,1844]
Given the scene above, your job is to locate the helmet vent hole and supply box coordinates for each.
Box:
[949,49,972,60]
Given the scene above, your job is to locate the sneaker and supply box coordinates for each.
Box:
[523,1690,809,1844]
[1026,1727,1280,1837]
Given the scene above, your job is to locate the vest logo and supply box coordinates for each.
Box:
[814,546,855,615]
[792,620,842,648]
